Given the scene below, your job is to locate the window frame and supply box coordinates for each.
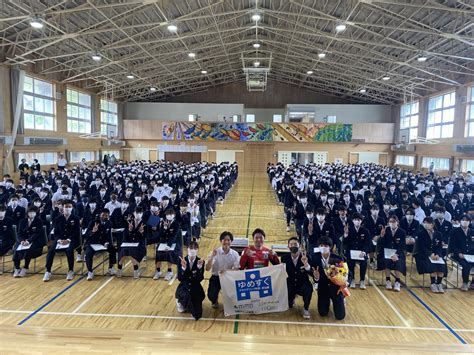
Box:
[399,101,419,141]
[18,152,56,165]
[67,88,92,134]
[426,92,455,139]
[245,114,255,123]
[100,98,118,136]
[421,157,451,170]
[395,155,415,166]
[23,75,56,131]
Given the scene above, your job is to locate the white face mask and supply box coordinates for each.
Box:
[353,220,361,227]
[151,206,159,212]
[300,198,307,204]
[121,204,129,210]
[134,213,143,220]
[166,215,175,221]
[64,207,72,215]
[452,223,460,228]
[319,246,330,255]
[389,222,397,229]
[89,203,96,209]
[406,215,414,221]
[306,214,313,219]
[188,249,198,257]
[461,221,470,228]
[371,210,379,217]
[28,212,36,219]
[135,197,141,203]
[34,202,41,207]
[317,215,325,222]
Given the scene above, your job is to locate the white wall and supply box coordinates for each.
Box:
[243,108,286,123]
[125,102,244,122]
[286,104,392,123]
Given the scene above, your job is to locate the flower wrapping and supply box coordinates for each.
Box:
[324,261,350,297]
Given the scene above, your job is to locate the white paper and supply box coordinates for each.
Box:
[429,256,445,265]
[464,254,474,263]
[231,238,249,247]
[313,247,320,253]
[56,242,70,250]
[16,243,31,251]
[158,243,176,251]
[112,228,124,233]
[90,244,107,251]
[350,250,365,260]
[372,239,377,246]
[384,248,397,259]
[181,231,186,236]
[121,242,139,248]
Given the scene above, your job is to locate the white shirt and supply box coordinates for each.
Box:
[104,200,121,214]
[414,207,426,223]
[210,247,240,276]
[58,158,68,167]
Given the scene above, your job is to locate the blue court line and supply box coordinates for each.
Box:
[18,259,108,326]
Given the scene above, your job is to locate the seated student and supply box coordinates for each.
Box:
[343,213,370,289]
[13,206,45,278]
[175,241,205,321]
[282,237,313,319]
[376,216,406,292]
[117,207,146,279]
[311,236,346,320]
[143,200,161,246]
[83,209,117,280]
[450,215,474,291]
[43,200,81,281]
[6,195,26,228]
[364,205,385,268]
[154,208,180,281]
[400,208,420,253]
[205,231,240,308]
[0,206,15,256]
[240,228,280,269]
[414,217,447,293]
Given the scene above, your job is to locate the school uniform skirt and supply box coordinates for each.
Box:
[414,255,447,276]
[155,248,178,264]
[119,244,146,262]
[376,252,406,275]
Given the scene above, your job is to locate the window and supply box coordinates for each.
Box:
[273,114,283,123]
[427,92,455,139]
[70,151,96,163]
[18,152,56,165]
[188,114,197,122]
[232,115,239,123]
[461,159,474,173]
[23,75,55,131]
[100,99,118,137]
[67,88,92,134]
[466,86,474,137]
[246,114,255,123]
[102,150,120,159]
[395,155,415,166]
[422,157,450,170]
[399,101,419,141]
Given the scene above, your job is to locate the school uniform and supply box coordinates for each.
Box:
[177,211,192,247]
[45,214,81,272]
[6,205,25,228]
[343,225,371,282]
[414,228,447,275]
[155,219,180,264]
[84,219,117,272]
[13,216,45,269]
[0,216,15,256]
[175,256,205,320]
[294,201,309,238]
[119,219,146,262]
[282,253,313,310]
[376,227,406,275]
[311,253,346,320]
[450,226,474,283]
[400,217,420,253]
[304,218,335,256]
[333,216,352,254]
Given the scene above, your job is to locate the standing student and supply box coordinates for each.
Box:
[205,231,240,308]
[414,217,447,293]
[154,208,180,281]
[376,216,406,292]
[311,236,346,320]
[175,241,205,320]
[450,215,474,291]
[240,228,280,269]
[57,154,68,170]
[304,208,335,256]
[43,200,81,281]
[343,213,370,289]
[282,237,313,319]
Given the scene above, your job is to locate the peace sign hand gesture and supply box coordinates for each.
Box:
[312,266,320,281]
[179,256,187,269]
[301,251,309,267]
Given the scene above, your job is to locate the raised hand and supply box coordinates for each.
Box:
[312,266,320,280]
[179,256,187,269]
[380,225,386,238]
[92,222,99,233]
[197,259,204,269]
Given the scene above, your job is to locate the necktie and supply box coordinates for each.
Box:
[308,219,313,235]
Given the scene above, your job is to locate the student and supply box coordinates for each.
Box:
[83,209,117,280]
[0,206,15,257]
[13,206,45,278]
[117,207,146,279]
[154,208,179,281]
[450,215,474,291]
[175,241,205,320]
[57,154,68,170]
[311,236,346,320]
[43,200,81,281]
[205,231,240,308]
[343,213,370,289]
[282,237,313,319]
[400,208,420,253]
[6,195,26,228]
[304,208,335,256]
[376,216,406,291]
[240,228,280,269]
[414,217,447,293]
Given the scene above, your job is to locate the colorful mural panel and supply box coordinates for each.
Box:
[178,122,273,142]
[162,122,176,140]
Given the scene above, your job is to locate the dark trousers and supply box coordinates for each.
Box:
[295,219,304,238]
[317,285,346,320]
[84,244,117,272]
[285,208,291,226]
[288,282,313,310]
[0,244,14,257]
[457,258,474,283]
[207,274,221,304]
[13,248,43,269]
[348,258,368,282]
[45,241,77,272]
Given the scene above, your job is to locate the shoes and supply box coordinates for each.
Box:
[385,280,392,290]
[116,269,123,278]
[107,267,116,276]
[349,280,356,289]
[43,272,51,282]
[133,269,140,279]
[19,268,27,278]
[393,281,401,292]
[437,284,444,293]
[86,271,94,281]
[76,254,83,262]
[430,283,439,293]
[359,280,366,289]
[176,299,185,313]
[13,269,20,278]
[461,283,468,291]
[66,271,74,281]
[302,309,311,319]
[153,271,162,280]
[164,271,174,281]
[286,226,291,232]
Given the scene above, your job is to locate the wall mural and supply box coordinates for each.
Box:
[162,122,352,142]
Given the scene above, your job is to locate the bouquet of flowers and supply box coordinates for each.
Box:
[324,261,350,297]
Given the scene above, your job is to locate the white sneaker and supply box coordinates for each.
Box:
[394,281,401,292]
[369,262,376,269]
[107,267,116,276]
[211,303,219,309]
[313,282,318,291]
[385,280,392,290]
[153,270,162,280]
[86,271,94,281]
[349,280,356,288]
[43,272,51,282]
[19,268,27,278]
[176,299,185,313]
[461,283,468,291]
[143,255,147,261]
[430,283,439,293]
[66,271,74,281]
[286,226,290,232]
[116,269,123,278]
[437,284,445,293]
[76,254,83,262]
[13,269,20,278]
[133,269,140,279]
[164,271,174,281]
[359,280,366,289]
[302,309,311,319]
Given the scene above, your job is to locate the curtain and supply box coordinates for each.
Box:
[117,102,124,139]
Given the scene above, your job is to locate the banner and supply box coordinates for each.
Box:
[219,264,288,315]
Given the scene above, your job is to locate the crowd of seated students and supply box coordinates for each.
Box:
[268,162,474,293]
[0,160,238,282]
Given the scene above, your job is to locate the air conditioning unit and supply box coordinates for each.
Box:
[391,144,416,152]
[16,136,67,146]
[453,145,474,154]
[102,140,125,147]
[0,136,13,145]
[351,138,366,143]
[399,129,410,144]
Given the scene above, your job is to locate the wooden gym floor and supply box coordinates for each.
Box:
[0,173,473,354]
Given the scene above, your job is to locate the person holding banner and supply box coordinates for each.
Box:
[311,236,346,320]
[176,241,205,320]
[240,228,280,270]
[205,231,240,308]
[282,237,313,319]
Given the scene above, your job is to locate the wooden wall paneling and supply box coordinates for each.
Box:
[208,151,217,163]
[235,151,244,170]
[149,150,157,161]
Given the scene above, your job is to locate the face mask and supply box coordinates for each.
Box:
[188,249,198,257]
[10,201,18,207]
[134,213,143,219]
[289,246,299,254]
[328,198,335,204]
[343,196,350,202]
[166,214,175,221]
[436,213,444,219]
[34,202,41,207]
[371,210,379,217]
[135,197,141,203]
[306,213,313,219]
[64,207,72,214]
[389,222,397,229]
[151,206,159,212]
[461,221,470,228]
[452,223,460,228]
[300,198,307,204]
[353,220,361,227]
[121,204,129,210]
[34,187,41,193]
[320,196,327,202]
[317,215,325,222]
[319,246,330,254]
[28,212,36,219]
[0,212,5,218]
[383,205,390,211]
[178,189,184,193]
[189,199,195,204]
[423,223,433,231]
[406,215,414,221]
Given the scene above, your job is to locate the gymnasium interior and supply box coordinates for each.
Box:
[0,0,473,353]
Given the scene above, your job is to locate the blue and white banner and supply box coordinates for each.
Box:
[219,264,288,315]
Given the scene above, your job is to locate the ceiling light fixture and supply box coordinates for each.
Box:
[253,43,261,49]
[150,87,157,92]
[91,53,102,62]
[307,70,314,75]
[253,61,260,67]
[126,74,134,79]
[251,13,261,22]
[382,76,390,81]
[167,24,178,32]
[335,23,346,32]
[188,52,196,58]
[201,70,208,74]
[318,53,326,59]
[417,56,428,62]
[29,16,44,29]
[359,88,367,93]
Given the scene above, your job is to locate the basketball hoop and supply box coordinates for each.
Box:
[78,132,106,140]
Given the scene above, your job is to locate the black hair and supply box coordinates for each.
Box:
[220,231,234,242]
